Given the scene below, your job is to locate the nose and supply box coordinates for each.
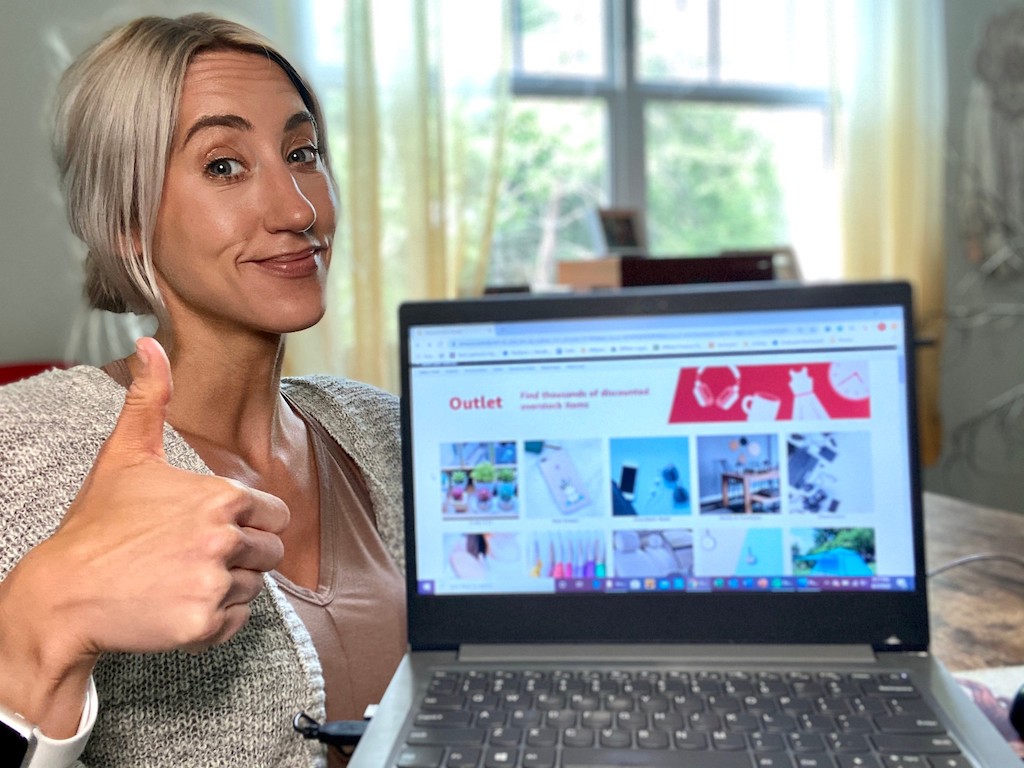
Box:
[264,166,317,234]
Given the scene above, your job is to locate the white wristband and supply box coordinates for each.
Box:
[27,676,97,768]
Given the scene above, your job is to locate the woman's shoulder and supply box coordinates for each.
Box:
[0,365,122,437]
[0,366,125,573]
[281,375,399,429]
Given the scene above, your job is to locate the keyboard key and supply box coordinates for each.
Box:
[581,710,612,729]
[421,694,464,711]
[414,710,473,727]
[406,727,485,746]
[525,727,557,747]
[871,734,960,754]
[791,755,837,767]
[487,726,521,747]
[673,729,709,750]
[835,757,883,768]
[395,746,444,768]
[925,757,970,768]
[561,748,753,767]
[710,729,747,750]
[750,731,786,752]
[873,715,944,733]
[445,748,481,768]
[636,728,671,749]
[562,726,595,747]
[599,727,632,748]
[754,757,799,767]
[483,747,518,767]
[521,747,556,768]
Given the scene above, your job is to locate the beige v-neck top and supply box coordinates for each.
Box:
[271,403,407,735]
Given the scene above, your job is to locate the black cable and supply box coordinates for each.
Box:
[926,552,1024,579]
[293,711,368,755]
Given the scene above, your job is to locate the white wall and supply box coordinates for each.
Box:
[0,0,301,364]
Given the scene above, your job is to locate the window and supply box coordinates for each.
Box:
[501,0,838,284]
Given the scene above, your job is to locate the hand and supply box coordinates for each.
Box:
[0,338,289,734]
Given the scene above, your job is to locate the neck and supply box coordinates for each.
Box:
[115,325,295,464]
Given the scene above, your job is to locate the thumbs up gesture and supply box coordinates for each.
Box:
[0,338,290,735]
[57,337,290,653]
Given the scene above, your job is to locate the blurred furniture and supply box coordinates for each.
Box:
[0,361,69,386]
[556,247,797,291]
[925,491,1024,671]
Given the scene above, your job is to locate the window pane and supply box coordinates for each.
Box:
[718,0,829,87]
[645,103,834,276]
[514,0,606,78]
[638,0,829,88]
[489,99,606,286]
[637,0,710,81]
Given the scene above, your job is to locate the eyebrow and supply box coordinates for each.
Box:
[181,111,318,149]
[285,110,318,135]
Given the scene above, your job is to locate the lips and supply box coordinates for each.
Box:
[250,247,325,277]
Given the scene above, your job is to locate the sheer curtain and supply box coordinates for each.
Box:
[284,0,510,393]
[834,1,947,464]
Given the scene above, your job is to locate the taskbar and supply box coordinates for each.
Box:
[416,574,916,597]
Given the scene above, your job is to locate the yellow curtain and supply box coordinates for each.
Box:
[284,0,510,393]
[835,1,947,464]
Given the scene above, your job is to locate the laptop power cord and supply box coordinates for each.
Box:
[293,711,368,754]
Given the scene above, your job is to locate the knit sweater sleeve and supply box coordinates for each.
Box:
[1,368,327,768]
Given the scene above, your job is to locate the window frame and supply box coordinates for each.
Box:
[509,0,833,223]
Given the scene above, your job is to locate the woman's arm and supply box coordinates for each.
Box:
[0,339,290,739]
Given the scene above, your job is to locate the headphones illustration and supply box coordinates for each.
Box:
[693,366,741,410]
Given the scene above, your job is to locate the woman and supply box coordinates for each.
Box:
[0,13,406,767]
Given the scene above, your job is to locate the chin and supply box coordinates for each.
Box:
[276,309,327,334]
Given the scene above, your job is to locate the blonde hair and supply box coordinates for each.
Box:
[52,13,332,319]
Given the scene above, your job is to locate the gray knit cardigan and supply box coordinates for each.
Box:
[0,366,405,767]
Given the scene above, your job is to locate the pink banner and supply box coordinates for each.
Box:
[669,361,871,423]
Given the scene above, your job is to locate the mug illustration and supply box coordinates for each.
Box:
[741,391,781,421]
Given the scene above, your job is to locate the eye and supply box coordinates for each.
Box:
[205,157,244,178]
[287,146,320,165]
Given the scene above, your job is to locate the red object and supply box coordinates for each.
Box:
[0,361,70,386]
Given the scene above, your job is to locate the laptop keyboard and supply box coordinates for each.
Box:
[393,668,970,768]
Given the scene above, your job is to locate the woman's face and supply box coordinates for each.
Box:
[152,50,336,340]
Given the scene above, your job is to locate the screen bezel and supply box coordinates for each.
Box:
[398,280,928,652]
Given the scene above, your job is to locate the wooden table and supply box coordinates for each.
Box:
[924,491,1024,671]
[720,467,780,514]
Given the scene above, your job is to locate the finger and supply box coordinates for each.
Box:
[181,603,253,654]
[223,567,271,607]
[105,337,173,463]
[228,527,286,573]
[233,486,291,535]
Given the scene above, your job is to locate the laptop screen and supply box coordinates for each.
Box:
[398,281,928,649]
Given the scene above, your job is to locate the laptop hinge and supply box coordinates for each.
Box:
[457,644,878,665]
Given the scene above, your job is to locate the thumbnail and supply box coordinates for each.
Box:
[609,436,692,516]
[696,433,781,515]
[522,438,604,518]
[790,527,876,576]
[440,441,519,520]
[787,431,873,515]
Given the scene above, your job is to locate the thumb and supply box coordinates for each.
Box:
[106,337,173,463]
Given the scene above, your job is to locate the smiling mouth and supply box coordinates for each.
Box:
[252,248,324,277]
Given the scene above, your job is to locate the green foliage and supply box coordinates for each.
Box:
[806,528,876,561]
[646,105,785,254]
[470,461,497,483]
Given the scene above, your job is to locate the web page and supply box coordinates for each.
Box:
[406,305,916,598]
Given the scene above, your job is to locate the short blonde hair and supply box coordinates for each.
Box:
[53,13,332,318]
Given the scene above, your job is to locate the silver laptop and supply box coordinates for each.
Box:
[351,280,1017,767]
